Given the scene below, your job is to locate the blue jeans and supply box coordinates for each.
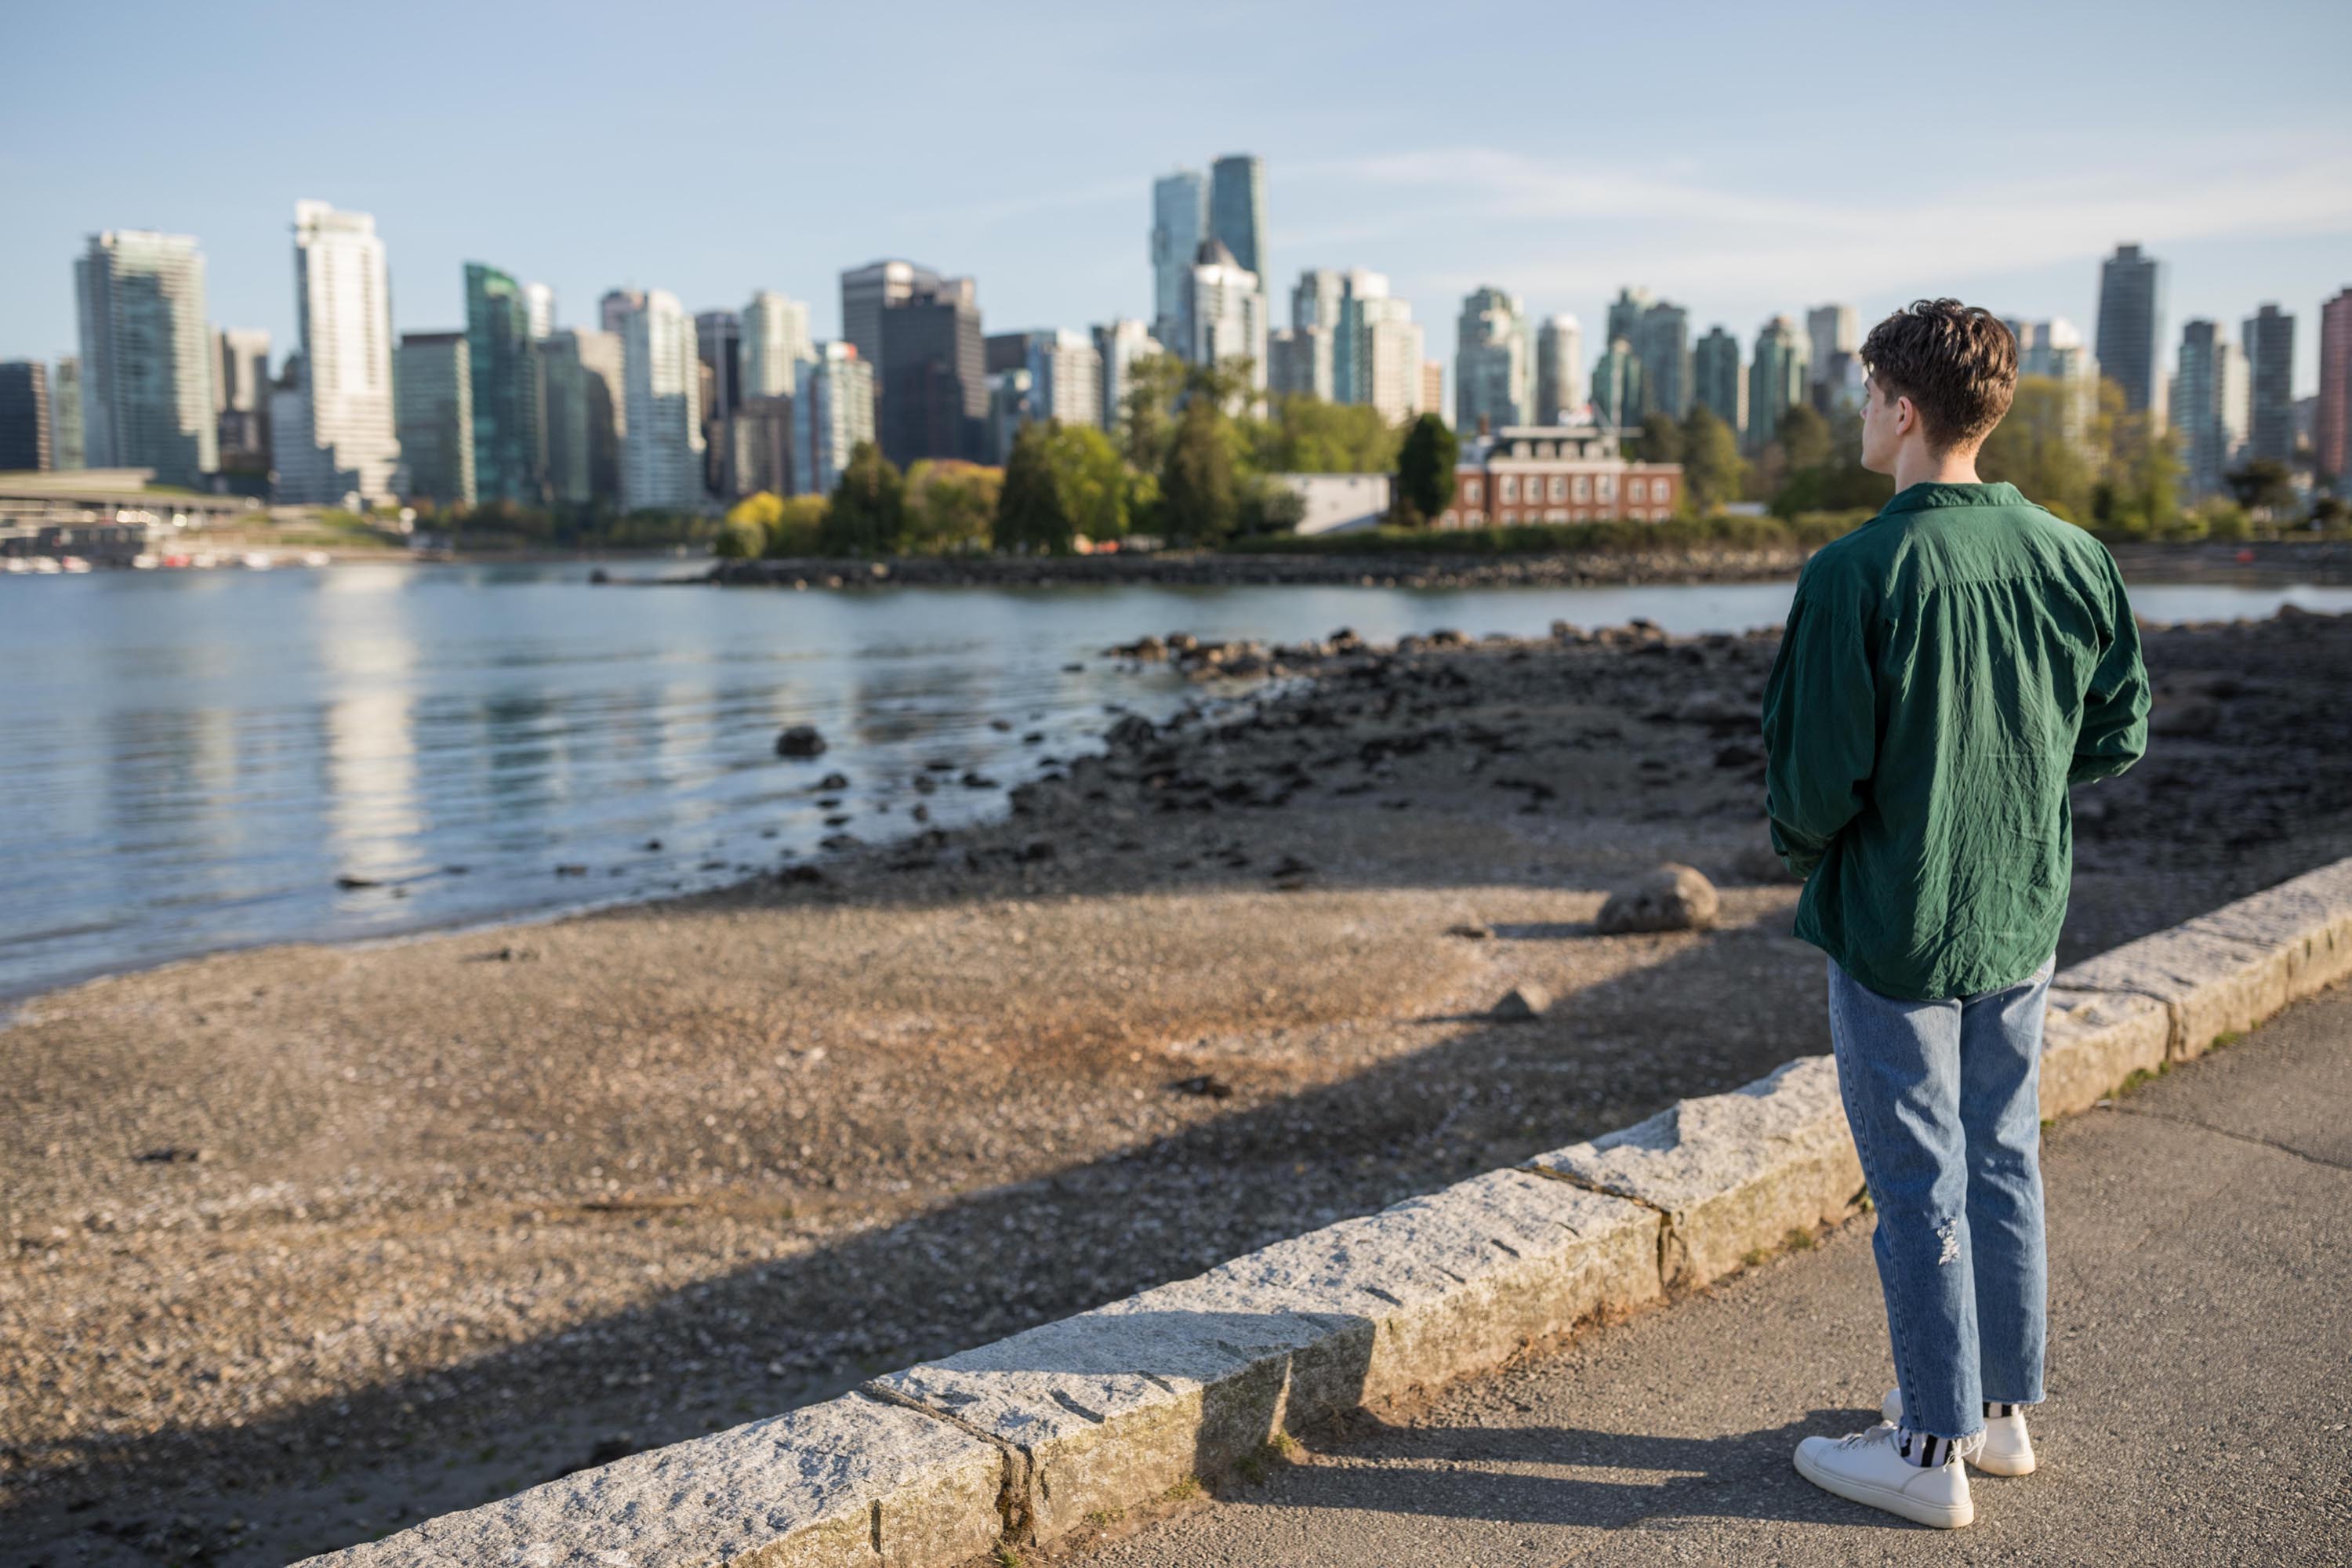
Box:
[1825,950,2056,1441]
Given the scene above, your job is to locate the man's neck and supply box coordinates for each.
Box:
[1893,445,1983,493]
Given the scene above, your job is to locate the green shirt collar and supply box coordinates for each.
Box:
[1876,481,2027,519]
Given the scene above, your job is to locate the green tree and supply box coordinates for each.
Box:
[2224,459,2298,521]
[1393,413,1460,524]
[822,441,904,555]
[1247,396,1402,474]
[1677,405,1746,515]
[1235,478,1308,536]
[1040,422,1130,543]
[1777,404,1833,474]
[995,423,1076,554]
[1160,396,1239,545]
[762,494,830,556]
[715,514,765,558]
[1118,354,1188,474]
[903,460,1002,554]
[1637,411,1685,465]
[1979,376,2098,521]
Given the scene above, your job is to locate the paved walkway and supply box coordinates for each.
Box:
[1072,982,2352,1566]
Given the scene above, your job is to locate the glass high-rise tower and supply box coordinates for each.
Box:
[466,262,543,504]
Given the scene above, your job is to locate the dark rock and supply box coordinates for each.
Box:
[1446,922,1493,940]
[776,724,828,758]
[818,772,850,791]
[1492,985,1553,1020]
[554,864,589,877]
[1172,1074,1236,1099]
[333,874,379,889]
[132,1147,202,1163]
[961,771,1000,789]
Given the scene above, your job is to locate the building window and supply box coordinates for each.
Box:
[1628,477,1646,502]
[1546,508,1568,522]
[1548,475,1566,500]
[1500,475,1518,501]
[1512,441,1530,458]
[1464,477,1482,503]
[1537,441,1555,459]
[1573,474,1589,500]
[1597,474,1615,501]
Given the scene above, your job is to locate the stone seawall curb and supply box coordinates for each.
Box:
[299,856,2352,1566]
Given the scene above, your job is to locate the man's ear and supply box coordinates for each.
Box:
[1896,394,1919,438]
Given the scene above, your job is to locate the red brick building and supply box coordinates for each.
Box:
[1438,423,1682,528]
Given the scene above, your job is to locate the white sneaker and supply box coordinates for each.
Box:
[1882,1388,2037,1476]
[1793,1421,1973,1528]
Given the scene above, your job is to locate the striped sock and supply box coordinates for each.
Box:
[1894,1428,1951,1468]
[1985,1401,2020,1418]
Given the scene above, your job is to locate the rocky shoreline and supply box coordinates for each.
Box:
[4,606,2348,1566]
[696,537,2352,593]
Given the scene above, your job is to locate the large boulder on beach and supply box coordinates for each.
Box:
[775,724,828,758]
[1597,863,1721,934]
[1674,689,1755,726]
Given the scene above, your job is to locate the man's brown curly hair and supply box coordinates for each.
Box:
[1860,299,2018,452]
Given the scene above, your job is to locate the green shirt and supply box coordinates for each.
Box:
[1761,481,2150,1000]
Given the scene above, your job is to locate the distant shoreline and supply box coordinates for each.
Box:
[699,537,2350,591]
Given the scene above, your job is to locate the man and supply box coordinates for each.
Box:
[1762,299,2150,1528]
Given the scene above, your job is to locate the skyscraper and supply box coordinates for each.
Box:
[1093,318,1163,431]
[1208,154,1266,281]
[1025,330,1103,430]
[1693,325,1744,437]
[214,328,271,462]
[465,262,544,504]
[53,358,84,470]
[394,332,475,507]
[2173,321,2247,500]
[1268,330,1332,402]
[2318,289,2352,489]
[540,328,624,508]
[1291,269,1343,332]
[1455,286,1531,433]
[2242,303,2296,466]
[742,292,815,399]
[1805,305,1858,394]
[1189,241,1268,397]
[840,260,946,385]
[1535,315,1584,424]
[1150,172,1206,357]
[1592,339,1642,428]
[0,362,53,470]
[2095,243,2166,424]
[287,201,398,503]
[877,272,985,466]
[1636,300,1691,420]
[1332,270,1405,408]
[695,309,745,494]
[73,229,216,485]
[1605,289,1652,366]
[615,288,704,513]
[521,282,556,340]
[794,343,875,497]
[599,289,645,335]
[1747,316,1809,455]
[1357,303,1426,424]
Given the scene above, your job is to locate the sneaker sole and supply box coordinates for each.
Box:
[1792,1446,1974,1529]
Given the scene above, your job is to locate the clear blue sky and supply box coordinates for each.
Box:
[8,0,2349,394]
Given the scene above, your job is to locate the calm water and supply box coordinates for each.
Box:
[4,563,2347,998]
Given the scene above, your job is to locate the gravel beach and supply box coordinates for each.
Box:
[4,604,2347,1566]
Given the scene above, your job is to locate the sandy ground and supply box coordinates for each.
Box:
[3,605,2348,1566]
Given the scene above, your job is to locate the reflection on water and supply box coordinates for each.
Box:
[2,564,2345,997]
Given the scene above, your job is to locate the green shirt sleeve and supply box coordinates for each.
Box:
[1762,575,1878,879]
[2068,554,2151,786]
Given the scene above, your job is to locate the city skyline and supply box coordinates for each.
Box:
[8,2,2349,401]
